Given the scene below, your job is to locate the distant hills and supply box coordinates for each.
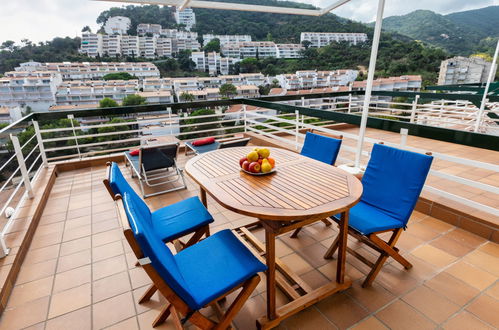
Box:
[380,6,499,55]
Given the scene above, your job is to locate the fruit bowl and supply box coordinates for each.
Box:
[239,147,276,175]
[241,167,277,176]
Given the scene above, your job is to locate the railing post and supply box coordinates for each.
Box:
[32,120,48,167]
[243,104,247,132]
[10,134,34,199]
[399,128,408,148]
[348,94,352,113]
[167,107,173,135]
[301,97,305,107]
[295,110,299,151]
[68,115,81,159]
[410,94,419,123]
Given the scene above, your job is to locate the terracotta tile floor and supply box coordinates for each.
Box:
[0,161,498,330]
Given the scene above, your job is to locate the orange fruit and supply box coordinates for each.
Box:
[267,157,275,168]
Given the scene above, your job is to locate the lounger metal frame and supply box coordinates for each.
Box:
[124,142,186,198]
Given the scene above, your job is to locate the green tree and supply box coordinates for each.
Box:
[239,58,259,73]
[219,83,237,98]
[100,98,119,108]
[301,40,312,49]
[122,94,147,106]
[102,72,137,80]
[82,26,92,33]
[180,92,195,102]
[96,118,131,142]
[204,38,220,53]
[177,50,196,71]
[181,109,221,139]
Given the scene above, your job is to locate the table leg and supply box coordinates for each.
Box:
[200,188,207,207]
[336,211,349,284]
[265,228,277,320]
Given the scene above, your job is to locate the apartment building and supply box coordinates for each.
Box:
[155,38,173,58]
[174,7,196,30]
[139,36,157,58]
[203,34,251,46]
[300,32,368,47]
[101,34,122,57]
[137,23,162,36]
[438,56,495,85]
[0,71,63,111]
[55,80,139,106]
[222,41,303,59]
[15,61,160,80]
[142,78,173,91]
[351,75,422,92]
[80,33,102,58]
[276,70,358,90]
[121,35,140,57]
[175,85,259,101]
[104,16,131,35]
[275,44,304,59]
[190,52,239,75]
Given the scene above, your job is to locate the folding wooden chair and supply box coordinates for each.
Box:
[324,144,433,287]
[124,142,186,198]
[118,191,266,328]
[291,130,343,238]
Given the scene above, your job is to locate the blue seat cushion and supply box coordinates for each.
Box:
[341,201,405,235]
[175,229,267,309]
[185,141,220,154]
[151,196,214,242]
[300,132,342,165]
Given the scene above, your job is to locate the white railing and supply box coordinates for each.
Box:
[1,100,498,258]
[245,110,499,217]
[0,122,45,257]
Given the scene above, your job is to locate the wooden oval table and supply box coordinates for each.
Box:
[185,146,363,329]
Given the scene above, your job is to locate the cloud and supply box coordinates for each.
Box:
[1,0,498,44]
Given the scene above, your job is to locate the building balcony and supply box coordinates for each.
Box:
[0,92,497,329]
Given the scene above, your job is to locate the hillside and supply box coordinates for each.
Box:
[1,1,448,85]
[96,0,372,43]
[380,6,499,56]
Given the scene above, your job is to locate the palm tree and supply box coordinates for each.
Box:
[180,92,195,102]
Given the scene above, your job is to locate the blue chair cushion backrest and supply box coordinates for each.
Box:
[300,132,342,165]
[109,162,151,222]
[122,192,197,309]
[361,144,433,225]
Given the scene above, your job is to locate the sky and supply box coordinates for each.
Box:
[1,0,498,44]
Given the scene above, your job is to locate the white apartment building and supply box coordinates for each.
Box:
[55,80,139,106]
[300,32,368,47]
[80,33,102,58]
[0,71,63,111]
[156,37,173,58]
[174,8,196,31]
[121,35,140,57]
[137,23,163,36]
[102,34,122,57]
[16,62,160,80]
[104,16,131,35]
[351,75,422,92]
[81,29,200,58]
[142,78,173,91]
[222,42,303,59]
[202,34,251,46]
[139,36,157,58]
[276,70,358,90]
[175,85,259,101]
[275,44,304,59]
[54,78,175,106]
[438,56,495,85]
[190,52,239,75]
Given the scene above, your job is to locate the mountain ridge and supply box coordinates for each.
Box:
[379,6,499,56]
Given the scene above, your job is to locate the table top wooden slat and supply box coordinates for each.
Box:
[185,147,363,221]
